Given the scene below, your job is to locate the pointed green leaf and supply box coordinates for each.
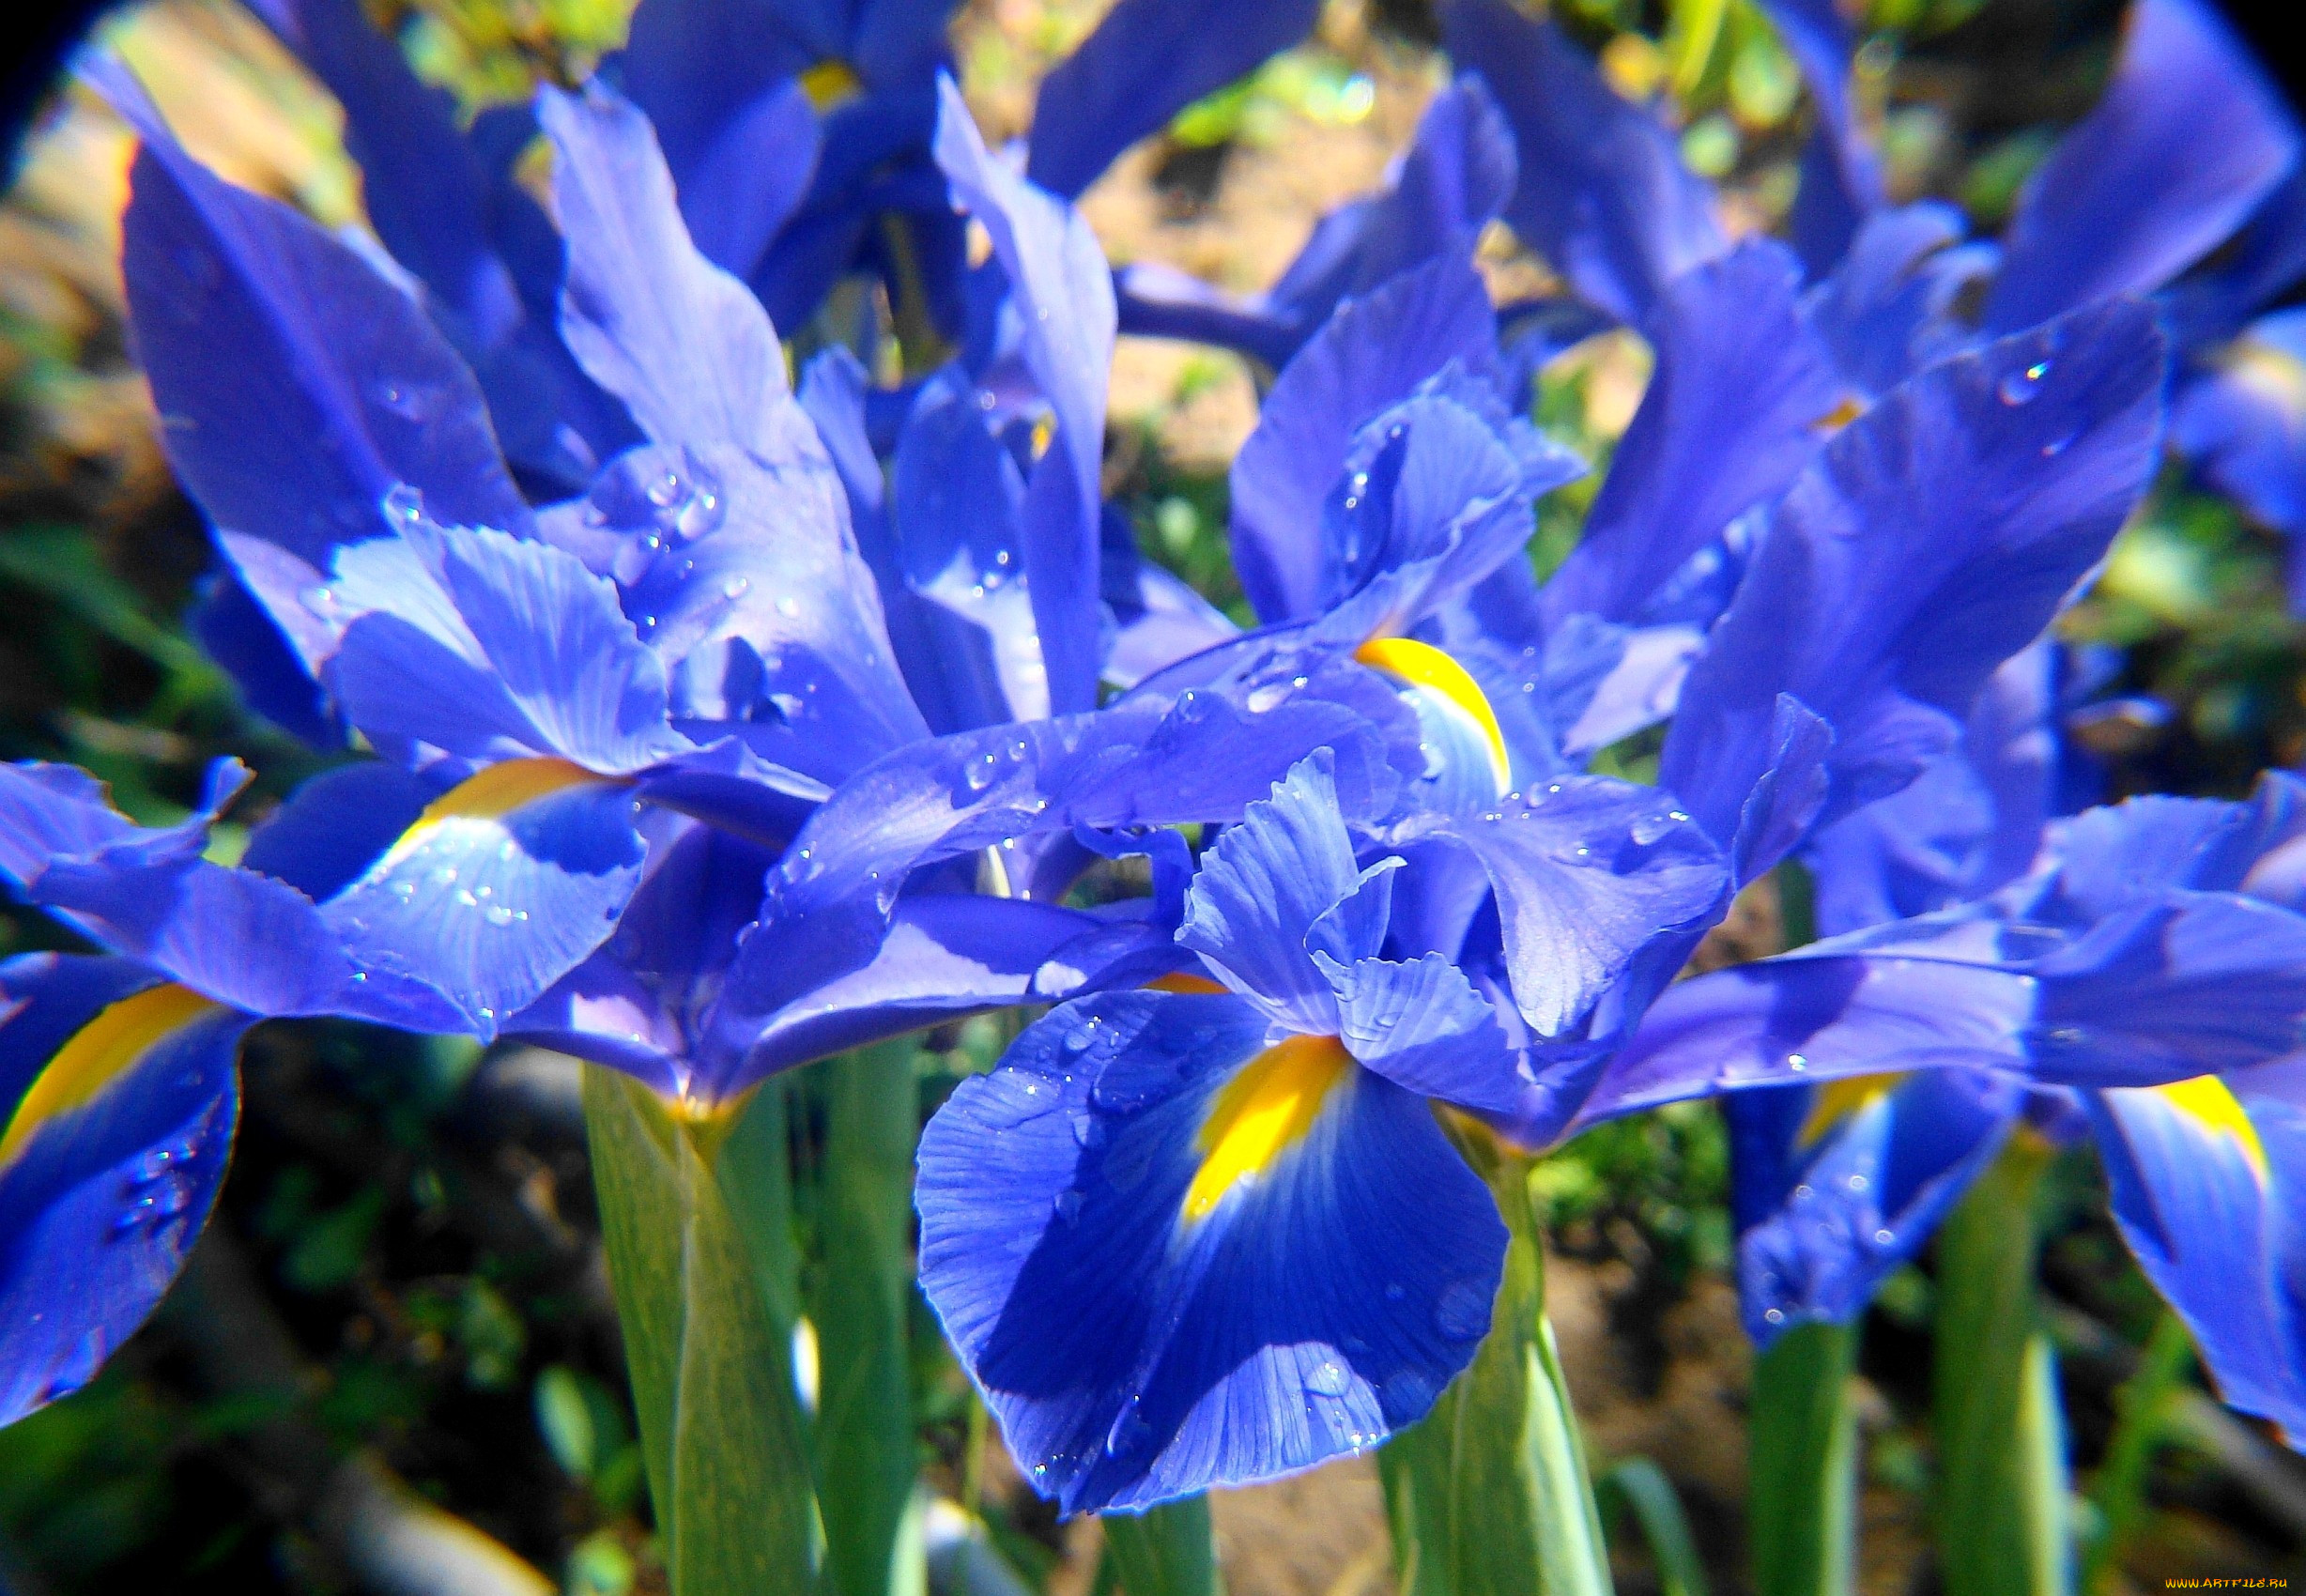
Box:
[1100,1496,1223,1596]
[1749,1320,1857,1596]
[1600,1457,1710,1596]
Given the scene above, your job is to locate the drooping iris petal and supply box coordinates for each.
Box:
[1024,0,1319,200]
[916,990,1506,1513]
[1317,950,1526,1114]
[541,84,796,458]
[934,79,1115,714]
[2089,1077,2306,1436]
[1176,753,1369,1034]
[0,958,245,1426]
[1539,241,1841,630]
[320,761,648,1039]
[1728,1069,2019,1343]
[329,517,692,774]
[1441,0,1725,325]
[1659,299,2167,871]
[100,58,530,678]
[1389,775,1728,1041]
[1985,0,2300,335]
[1232,255,1499,626]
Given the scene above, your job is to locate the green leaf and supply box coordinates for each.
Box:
[1600,1457,1709,1596]
[1099,1496,1223,1596]
[807,1040,927,1596]
[1748,1321,1857,1596]
[2081,1312,2193,1595]
[1380,1142,1613,1596]
[583,1064,819,1595]
[1935,1139,2073,1596]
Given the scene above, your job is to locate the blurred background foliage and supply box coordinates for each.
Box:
[2,0,2304,1592]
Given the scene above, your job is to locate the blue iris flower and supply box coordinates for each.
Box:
[916,749,1664,1512]
[0,757,496,1426]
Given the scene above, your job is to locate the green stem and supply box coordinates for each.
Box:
[1100,1497,1225,1596]
[2081,1313,2193,1595]
[1935,1137,2072,1596]
[1748,1320,1858,1596]
[582,1066,819,1595]
[809,1038,926,1596]
[1380,1142,1613,1596]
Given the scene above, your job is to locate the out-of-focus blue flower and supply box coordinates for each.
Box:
[916,750,1713,1512]
[0,758,494,1426]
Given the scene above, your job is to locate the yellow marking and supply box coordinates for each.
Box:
[1352,637,1511,795]
[2156,1075,2268,1183]
[2224,339,2306,421]
[1,984,223,1171]
[801,59,865,114]
[1183,1035,1354,1222]
[1813,394,1868,433]
[1796,1071,1905,1147]
[1147,973,1228,995]
[377,758,609,868]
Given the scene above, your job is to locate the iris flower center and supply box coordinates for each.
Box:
[1183,1033,1354,1221]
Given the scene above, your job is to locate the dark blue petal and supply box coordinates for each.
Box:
[1984,0,2300,334]
[916,990,1505,1512]
[935,79,1115,714]
[0,959,244,1427]
[1177,753,1367,1033]
[1805,203,1994,397]
[100,59,528,676]
[185,569,340,748]
[1106,563,1241,690]
[1754,0,1883,274]
[1232,255,1499,625]
[1659,299,2167,863]
[541,84,796,455]
[1730,1069,2016,1343]
[1391,775,1727,1040]
[320,764,648,1038]
[330,516,691,773]
[1441,0,1725,323]
[1540,241,1840,629]
[1024,0,1321,200]
[2090,1078,2306,1435]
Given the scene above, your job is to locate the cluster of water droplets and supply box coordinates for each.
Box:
[111,1132,208,1241]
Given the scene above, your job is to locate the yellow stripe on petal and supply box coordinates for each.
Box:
[1352,636,1512,795]
[1796,1070,1905,1147]
[0,984,223,1171]
[1183,1034,1354,1222]
[802,58,865,113]
[1146,973,1229,995]
[2157,1075,2268,1183]
[379,758,612,867]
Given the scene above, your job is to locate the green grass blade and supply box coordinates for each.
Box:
[1935,1139,2072,1596]
[810,1039,927,1596]
[1100,1496,1224,1596]
[2081,1313,2193,1594]
[1600,1457,1710,1596]
[1749,1320,1857,1596]
[582,1065,819,1595]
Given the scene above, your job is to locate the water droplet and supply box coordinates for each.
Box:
[1998,360,2051,405]
[484,904,515,927]
[776,595,801,619]
[1053,1189,1083,1225]
[1846,1174,1868,1192]
[1873,1228,1895,1246]
[1792,1184,1814,1202]
[1786,1052,1807,1072]
[722,575,750,600]
[1305,1358,1352,1397]
[1104,1402,1151,1456]
[381,483,426,529]
[1763,1308,1786,1325]
[1435,1279,1491,1341]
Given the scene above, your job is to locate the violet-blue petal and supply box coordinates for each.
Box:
[1658,299,2167,859]
[541,84,793,456]
[0,957,244,1427]
[916,990,1505,1513]
[1389,775,1728,1039]
[1177,753,1366,1034]
[1441,0,1725,324]
[1539,240,1840,629]
[1805,203,1994,397]
[1730,1068,2017,1343]
[103,58,528,672]
[934,79,1116,714]
[1754,0,1883,273]
[1024,0,1321,200]
[186,569,340,748]
[239,761,433,904]
[1319,949,1528,1114]
[1232,254,1499,624]
[2089,1079,2306,1437]
[1984,0,2300,334]
[2170,309,2306,549]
